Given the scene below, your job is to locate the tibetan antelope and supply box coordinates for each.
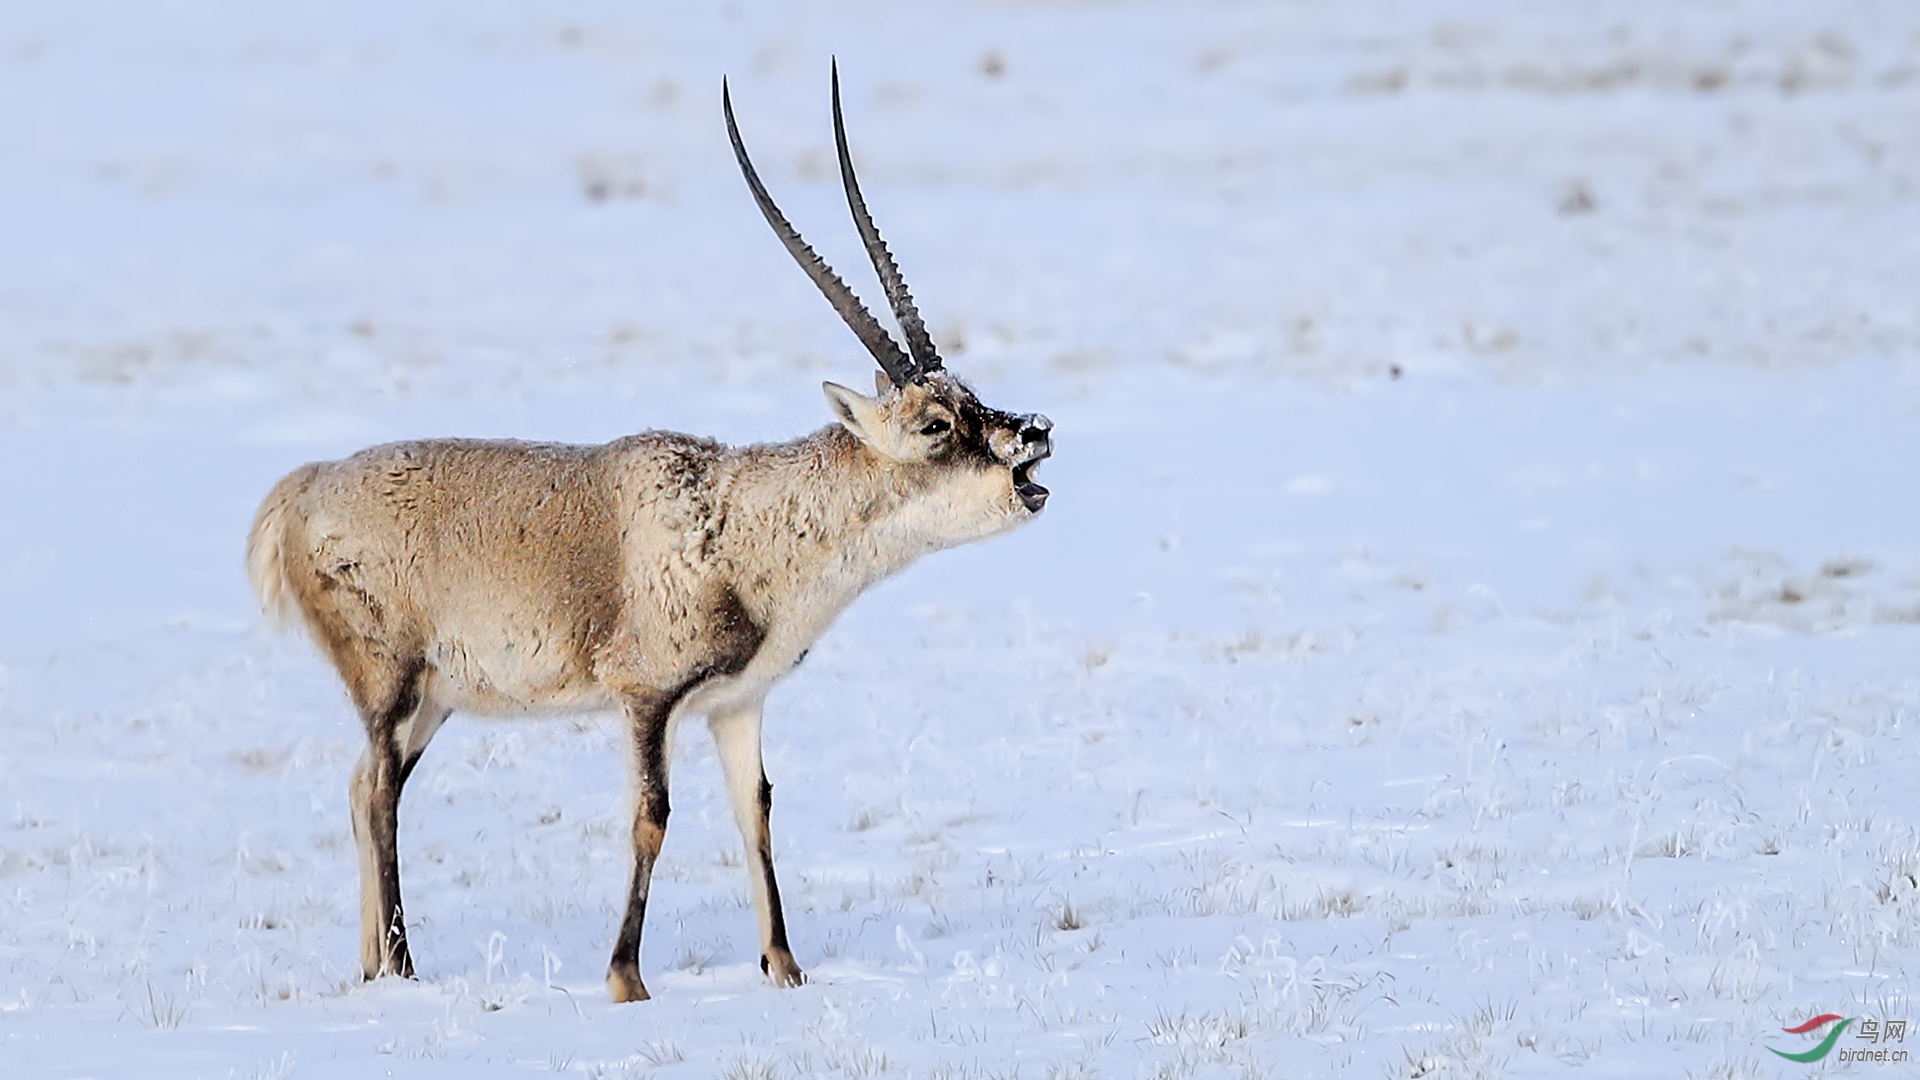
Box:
[245,68,1053,1002]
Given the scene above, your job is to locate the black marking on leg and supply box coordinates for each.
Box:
[398,748,425,788]
[608,686,679,985]
[601,603,768,993]
[366,659,427,977]
[756,769,793,953]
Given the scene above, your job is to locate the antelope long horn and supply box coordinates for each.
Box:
[831,61,942,375]
[723,78,917,387]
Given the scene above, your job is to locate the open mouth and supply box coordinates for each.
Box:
[1013,460,1048,512]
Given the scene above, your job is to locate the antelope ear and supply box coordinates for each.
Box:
[873,370,893,397]
[823,381,887,446]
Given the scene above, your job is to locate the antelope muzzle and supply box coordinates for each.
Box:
[1012,413,1052,513]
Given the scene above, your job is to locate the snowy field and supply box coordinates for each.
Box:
[5,1,1920,1076]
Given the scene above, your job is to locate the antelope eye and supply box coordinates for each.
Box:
[919,418,951,437]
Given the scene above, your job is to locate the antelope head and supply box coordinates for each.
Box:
[724,66,1054,540]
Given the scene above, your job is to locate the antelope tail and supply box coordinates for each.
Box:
[245,463,319,630]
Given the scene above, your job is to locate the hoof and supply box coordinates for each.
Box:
[362,951,415,982]
[761,951,805,988]
[606,964,651,1003]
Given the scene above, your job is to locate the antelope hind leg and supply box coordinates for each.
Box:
[346,661,436,981]
[710,701,803,987]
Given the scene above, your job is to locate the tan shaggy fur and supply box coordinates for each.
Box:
[246,373,1050,1001]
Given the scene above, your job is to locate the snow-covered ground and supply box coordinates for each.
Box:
[4,2,1920,1077]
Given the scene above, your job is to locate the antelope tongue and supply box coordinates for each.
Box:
[1014,462,1049,512]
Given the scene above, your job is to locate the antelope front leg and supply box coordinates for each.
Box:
[710,701,803,987]
[607,690,673,1003]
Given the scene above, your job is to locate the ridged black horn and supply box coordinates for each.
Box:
[723,78,917,387]
[831,61,941,375]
